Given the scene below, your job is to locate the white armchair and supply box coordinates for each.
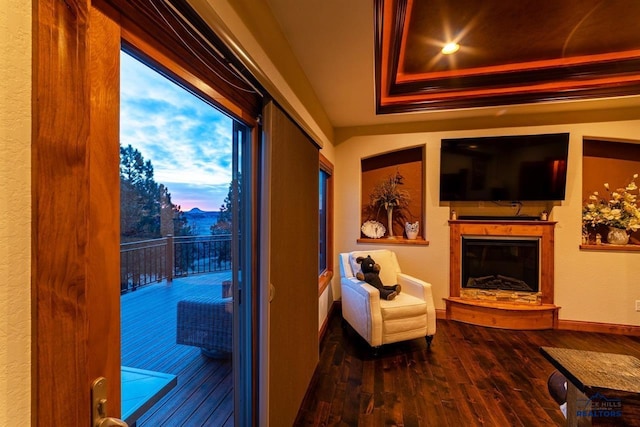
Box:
[339,249,436,349]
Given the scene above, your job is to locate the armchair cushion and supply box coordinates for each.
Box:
[347,249,400,286]
[380,293,427,320]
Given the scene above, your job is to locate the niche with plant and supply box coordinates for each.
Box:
[360,146,424,240]
[582,138,640,245]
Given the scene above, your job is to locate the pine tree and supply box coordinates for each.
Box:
[210,182,232,235]
[120,144,192,240]
[210,176,240,267]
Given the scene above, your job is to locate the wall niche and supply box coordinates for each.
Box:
[359,146,426,244]
[582,138,640,248]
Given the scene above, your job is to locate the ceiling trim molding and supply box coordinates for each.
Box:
[335,104,640,145]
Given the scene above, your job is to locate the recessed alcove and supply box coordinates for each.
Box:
[581,138,640,249]
[359,146,426,243]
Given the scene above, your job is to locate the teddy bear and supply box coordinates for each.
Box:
[355,255,401,300]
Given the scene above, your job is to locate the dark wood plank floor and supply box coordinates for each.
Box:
[121,272,234,426]
[296,310,640,426]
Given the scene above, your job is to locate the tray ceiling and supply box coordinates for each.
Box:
[376,0,640,114]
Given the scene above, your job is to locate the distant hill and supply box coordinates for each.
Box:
[182,208,220,235]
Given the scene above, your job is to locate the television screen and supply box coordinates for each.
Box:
[439,133,569,201]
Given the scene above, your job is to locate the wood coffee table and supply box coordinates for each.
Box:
[540,347,640,426]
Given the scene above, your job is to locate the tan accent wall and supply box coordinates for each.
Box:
[582,139,640,198]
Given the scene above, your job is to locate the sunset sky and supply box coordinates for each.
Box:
[120,50,233,212]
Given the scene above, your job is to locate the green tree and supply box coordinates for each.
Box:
[211,182,232,232]
[120,144,192,240]
[210,177,239,267]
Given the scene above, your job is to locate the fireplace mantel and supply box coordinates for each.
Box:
[445,219,559,329]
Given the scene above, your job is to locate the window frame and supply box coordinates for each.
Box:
[318,153,334,295]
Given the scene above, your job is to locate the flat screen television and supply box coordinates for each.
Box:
[439,133,569,202]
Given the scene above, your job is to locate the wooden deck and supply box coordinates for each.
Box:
[121,271,234,426]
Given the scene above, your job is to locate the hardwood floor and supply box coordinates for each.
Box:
[121,272,233,426]
[295,309,640,426]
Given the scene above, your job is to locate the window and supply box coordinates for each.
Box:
[319,169,329,273]
[319,153,334,293]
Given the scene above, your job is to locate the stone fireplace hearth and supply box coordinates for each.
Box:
[445,219,559,330]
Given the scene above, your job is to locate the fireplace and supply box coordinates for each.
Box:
[462,237,540,292]
[445,219,559,330]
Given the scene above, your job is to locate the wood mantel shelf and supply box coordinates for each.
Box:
[447,219,558,329]
[448,219,556,226]
[580,244,640,251]
[357,237,429,245]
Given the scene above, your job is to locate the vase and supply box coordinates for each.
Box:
[607,227,629,245]
[405,221,419,240]
[386,206,395,238]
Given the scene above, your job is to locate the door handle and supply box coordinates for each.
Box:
[91,377,128,427]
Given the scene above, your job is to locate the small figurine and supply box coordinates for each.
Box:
[595,233,602,245]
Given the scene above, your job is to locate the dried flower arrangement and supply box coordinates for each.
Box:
[368,171,411,237]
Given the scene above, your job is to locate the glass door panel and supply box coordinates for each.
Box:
[119,49,253,426]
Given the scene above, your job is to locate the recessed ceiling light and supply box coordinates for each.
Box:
[441,42,460,55]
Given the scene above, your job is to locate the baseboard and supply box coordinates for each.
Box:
[330,301,640,336]
[557,319,640,336]
[319,300,340,341]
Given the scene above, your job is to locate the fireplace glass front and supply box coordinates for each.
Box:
[461,237,540,292]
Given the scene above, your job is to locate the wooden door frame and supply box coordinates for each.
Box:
[32,2,121,425]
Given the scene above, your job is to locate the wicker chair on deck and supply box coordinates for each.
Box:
[176,294,232,358]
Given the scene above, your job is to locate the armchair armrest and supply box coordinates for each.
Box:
[342,276,379,300]
[340,277,384,345]
[397,273,437,336]
[397,273,431,300]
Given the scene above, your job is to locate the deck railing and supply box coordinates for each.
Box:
[120,234,231,293]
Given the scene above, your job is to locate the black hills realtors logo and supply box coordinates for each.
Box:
[577,392,623,418]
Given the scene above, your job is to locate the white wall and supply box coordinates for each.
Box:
[0,0,32,424]
[334,120,640,326]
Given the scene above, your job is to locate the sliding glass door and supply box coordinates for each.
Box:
[119,50,255,426]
